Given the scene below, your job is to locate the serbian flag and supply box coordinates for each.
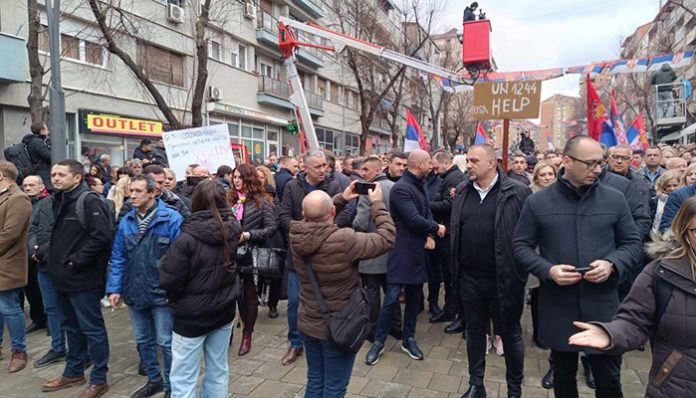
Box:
[474,122,490,144]
[404,110,429,152]
[626,113,650,150]
[610,90,627,145]
[586,74,617,147]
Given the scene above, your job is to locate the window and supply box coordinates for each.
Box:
[61,34,79,60]
[316,128,334,151]
[231,48,238,68]
[238,45,247,70]
[137,41,184,87]
[260,62,272,77]
[318,78,328,100]
[344,134,360,154]
[208,40,221,61]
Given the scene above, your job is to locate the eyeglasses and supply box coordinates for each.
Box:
[567,155,606,170]
[610,154,631,162]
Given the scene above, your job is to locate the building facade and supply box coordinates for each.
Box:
[539,94,582,150]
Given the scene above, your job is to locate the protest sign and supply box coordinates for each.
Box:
[473,80,541,120]
[163,124,235,180]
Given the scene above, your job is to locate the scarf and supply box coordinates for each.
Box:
[234,191,246,221]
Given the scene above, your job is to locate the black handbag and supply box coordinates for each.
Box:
[303,259,370,353]
[252,246,285,278]
[237,243,253,274]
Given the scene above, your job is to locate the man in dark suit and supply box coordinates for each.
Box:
[365,149,445,365]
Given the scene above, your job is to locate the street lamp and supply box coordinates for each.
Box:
[45,0,67,162]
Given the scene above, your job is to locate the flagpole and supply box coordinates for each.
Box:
[502,119,510,171]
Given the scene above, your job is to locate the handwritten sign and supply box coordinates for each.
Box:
[473,80,541,120]
[163,124,235,180]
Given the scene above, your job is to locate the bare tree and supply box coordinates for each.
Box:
[442,91,476,148]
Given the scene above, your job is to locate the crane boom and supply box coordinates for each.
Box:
[277,16,470,152]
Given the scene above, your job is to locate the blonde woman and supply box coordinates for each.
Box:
[255,165,276,190]
[530,161,557,193]
[651,170,682,235]
[108,177,131,220]
[681,163,696,186]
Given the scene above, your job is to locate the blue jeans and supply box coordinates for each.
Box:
[302,333,356,398]
[374,283,421,344]
[170,322,232,398]
[129,306,173,391]
[38,271,66,354]
[0,289,26,352]
[287,270,302,349]
[56,289,110,385]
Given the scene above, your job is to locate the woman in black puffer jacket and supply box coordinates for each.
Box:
[229,164,277,356]
[159,180,241,397]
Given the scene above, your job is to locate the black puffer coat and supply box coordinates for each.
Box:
[159,209,242,337]
[22,133,52,191]
[595,234,696,398]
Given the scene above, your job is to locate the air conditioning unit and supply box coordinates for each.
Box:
[167,4,184,24]
[244,2,256,19]
[208,86,222,101]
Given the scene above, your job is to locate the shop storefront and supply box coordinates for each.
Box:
[76,109,163,166]
[209,102,294,163]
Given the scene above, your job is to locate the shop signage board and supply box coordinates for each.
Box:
[79,110,163,137]
[163,124,235,180]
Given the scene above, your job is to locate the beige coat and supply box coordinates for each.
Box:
[0,184,32,291]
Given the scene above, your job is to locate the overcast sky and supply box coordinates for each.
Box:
[439,0,662,102]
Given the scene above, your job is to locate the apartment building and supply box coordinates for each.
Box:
[539,94,582,150]
[0,0,411,166]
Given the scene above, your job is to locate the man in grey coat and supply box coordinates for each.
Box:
[513,136,643,398]
[352,156,402,341]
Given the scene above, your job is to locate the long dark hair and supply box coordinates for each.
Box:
[229,164,272,209]
[191,180,232,267]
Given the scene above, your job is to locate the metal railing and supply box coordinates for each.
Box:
[258,76,323,110]
[257,11,279,34]
[655,82,687,125]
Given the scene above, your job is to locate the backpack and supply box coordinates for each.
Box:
[3,143,36,183]
[75,190,116,241]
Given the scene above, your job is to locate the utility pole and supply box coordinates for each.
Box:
[45,0,67,162]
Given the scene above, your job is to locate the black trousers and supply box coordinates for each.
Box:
[551,351,622,398]
[361,273,402,339]
[426,235,459,316]
[23,260,46,325]
[459,273,524,395]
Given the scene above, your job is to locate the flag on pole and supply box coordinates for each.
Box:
[626,113,650,150]
[610,90,627,145]
[404,110,429,152]
[474,122,490,144]
[586,74,617,147]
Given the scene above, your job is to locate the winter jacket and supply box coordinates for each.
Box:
[593,235,696,398]
[519,136,535,155]
[507,170,531,187]
[353,175,394,274]
[237,196,277,273]
[49,182,113,293]
[387,170,439,285]
[27,192,53,272]
[274,168,295,201]
[133,147,153,162]
[0,184,32,291]
[513,173,643,351]
[290,195,395,341]
[651,64,677,92]
[600,168,652,240]
[430,166,466,232]
[151,146,168,167]
[107,199,183,310]
[330,170,352,191]
[21,133,52,191]
[659,183,696,233]
[279,172,342,271]
[118,189,190,222]
[159,209,242,337]
[451,170,532,330]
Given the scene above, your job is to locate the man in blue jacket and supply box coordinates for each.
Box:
[107,174,183,398]
[365,149,446,365]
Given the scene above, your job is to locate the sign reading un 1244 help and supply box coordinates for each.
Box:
[473,80,542,120]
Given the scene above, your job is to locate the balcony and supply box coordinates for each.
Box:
[257,76,324,117]
[256,11,323,67]
[290,0,325,19]
[0,32,26,83]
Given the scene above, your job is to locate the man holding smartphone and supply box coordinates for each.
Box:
[513,136,643,398]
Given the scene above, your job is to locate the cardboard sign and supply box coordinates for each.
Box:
[473,80,541,120]
[163,124,235,180]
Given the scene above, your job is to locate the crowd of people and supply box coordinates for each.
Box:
[0,121,695,398]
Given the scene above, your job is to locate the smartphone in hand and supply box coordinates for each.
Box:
[355,182,376,195]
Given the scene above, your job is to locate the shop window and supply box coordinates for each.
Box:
[316,128,334,151]
[137,41,184,87]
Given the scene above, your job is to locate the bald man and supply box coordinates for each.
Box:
[365,149,445,365]
[450,144,532,398]
[289,184,395,396]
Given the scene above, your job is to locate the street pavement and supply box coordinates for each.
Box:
[0,297,652,398]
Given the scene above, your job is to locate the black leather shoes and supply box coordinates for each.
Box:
[445,318,465,334]
[429,311,454,324]
[34,350,66,368]
[582,356,596,389]
[541,368,554,389]
[268,307,279,318]
[131,381,163,398]
[460,384,487,398]
[401,338,424,360]
[26,322,47,334]
[365,342,385,365]
[428,303,443,316]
